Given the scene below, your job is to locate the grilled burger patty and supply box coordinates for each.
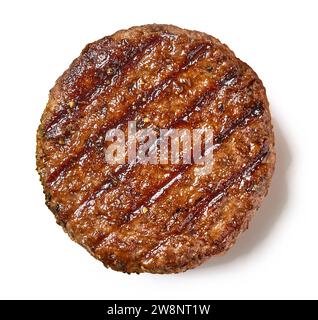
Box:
[36,24,275,273]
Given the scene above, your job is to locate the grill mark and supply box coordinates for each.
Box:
[46,42,213,185]
[92,101,265,252]
[143,144,269,260]
[124,166,188,223]
[182,144,269,230]
[44,35,163,135]
[215,102,264,145]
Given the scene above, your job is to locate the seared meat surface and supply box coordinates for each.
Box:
[36,24,275,273]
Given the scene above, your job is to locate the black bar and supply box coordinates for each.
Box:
[0,300,317,319]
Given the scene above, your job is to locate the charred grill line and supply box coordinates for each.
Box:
[180,144,269,231]
[123,166,189,223]
[215,102,264,145]
[47,42,213,185]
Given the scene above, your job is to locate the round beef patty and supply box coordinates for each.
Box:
[36,24,275,273]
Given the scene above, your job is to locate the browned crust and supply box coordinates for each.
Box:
[36,24,275,274]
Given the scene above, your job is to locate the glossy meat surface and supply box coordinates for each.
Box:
[36,24,275,273]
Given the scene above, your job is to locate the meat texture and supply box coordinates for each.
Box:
[36,24,275,273]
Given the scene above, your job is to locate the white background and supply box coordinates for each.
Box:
[0,0,317,300]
